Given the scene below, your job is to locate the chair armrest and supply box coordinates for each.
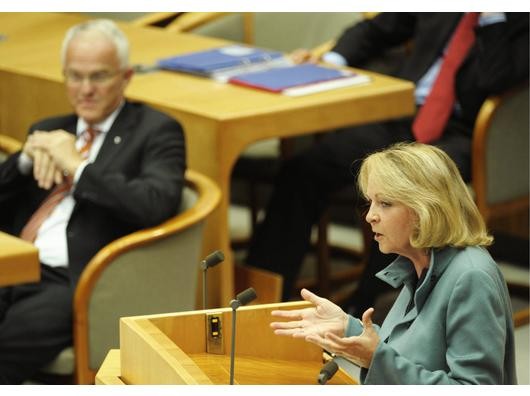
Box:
[0,134,22,155]
[72,169,220,383]
[74,169,220,288]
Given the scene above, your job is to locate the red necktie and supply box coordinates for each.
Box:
[20,127,98,242]
[412,13,479,143]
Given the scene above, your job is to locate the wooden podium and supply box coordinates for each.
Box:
[96,301,357,385]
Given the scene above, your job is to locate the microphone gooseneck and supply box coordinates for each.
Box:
[201,250,225,310]
[318,359,338,385]
[229,287,258,385]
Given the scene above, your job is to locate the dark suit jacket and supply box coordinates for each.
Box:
[0,101,186,284]
[333,12,529,135]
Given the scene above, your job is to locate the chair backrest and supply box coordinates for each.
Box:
[189,12,361,52]
[472,83,530,223]
[72,169,220,383]
[85,12,360,51]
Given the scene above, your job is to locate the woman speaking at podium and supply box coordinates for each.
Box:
[270,143,516,384]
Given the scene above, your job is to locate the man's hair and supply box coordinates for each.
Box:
[357,142,492,248]
[61,19,129,68]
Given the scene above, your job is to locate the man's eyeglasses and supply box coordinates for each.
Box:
[64,70,121,86]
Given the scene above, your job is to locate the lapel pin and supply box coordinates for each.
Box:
[114,136,122,144]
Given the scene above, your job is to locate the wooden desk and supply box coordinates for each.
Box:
[0,231,39,287]
[0,13,415,306]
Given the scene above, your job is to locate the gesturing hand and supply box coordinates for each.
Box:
[270,288,348,340]
[307,308,380,368]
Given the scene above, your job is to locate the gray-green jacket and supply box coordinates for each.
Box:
[345,246,516,384]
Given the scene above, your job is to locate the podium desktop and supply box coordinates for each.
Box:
[0,12,415,308]
[95,301,357,385]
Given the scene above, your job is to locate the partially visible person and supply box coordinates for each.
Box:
[0,19,186,383]
[244,13,529,312]
[270,142,516,384]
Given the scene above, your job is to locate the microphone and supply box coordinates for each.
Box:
[201,250,225,271]
[318,359,338,385]
[229,287,257,385]
[201,250,224,310]
[229,287,257,310]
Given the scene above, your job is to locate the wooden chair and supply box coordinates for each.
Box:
[471,83,530,326]
[471,83,529,228]
[70,168,220,384]
[0,134,221,384]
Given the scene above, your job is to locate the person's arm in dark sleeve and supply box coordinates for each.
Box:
[332,13,416,67]
[73,117,186,228]
[474,12,529,93]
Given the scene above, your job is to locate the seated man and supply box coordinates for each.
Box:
[0,19,186,383]
[245,12,529,312]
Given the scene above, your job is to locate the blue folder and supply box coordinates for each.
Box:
[157,45,284,75]
[229,64,355,92]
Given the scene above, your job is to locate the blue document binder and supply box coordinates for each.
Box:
[229,63,370,96]
[157,45,285,76]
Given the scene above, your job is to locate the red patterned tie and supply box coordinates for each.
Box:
[412,13,479,143]
[20,127,98,242]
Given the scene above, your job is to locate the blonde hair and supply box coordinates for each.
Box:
[358,142,492,248]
